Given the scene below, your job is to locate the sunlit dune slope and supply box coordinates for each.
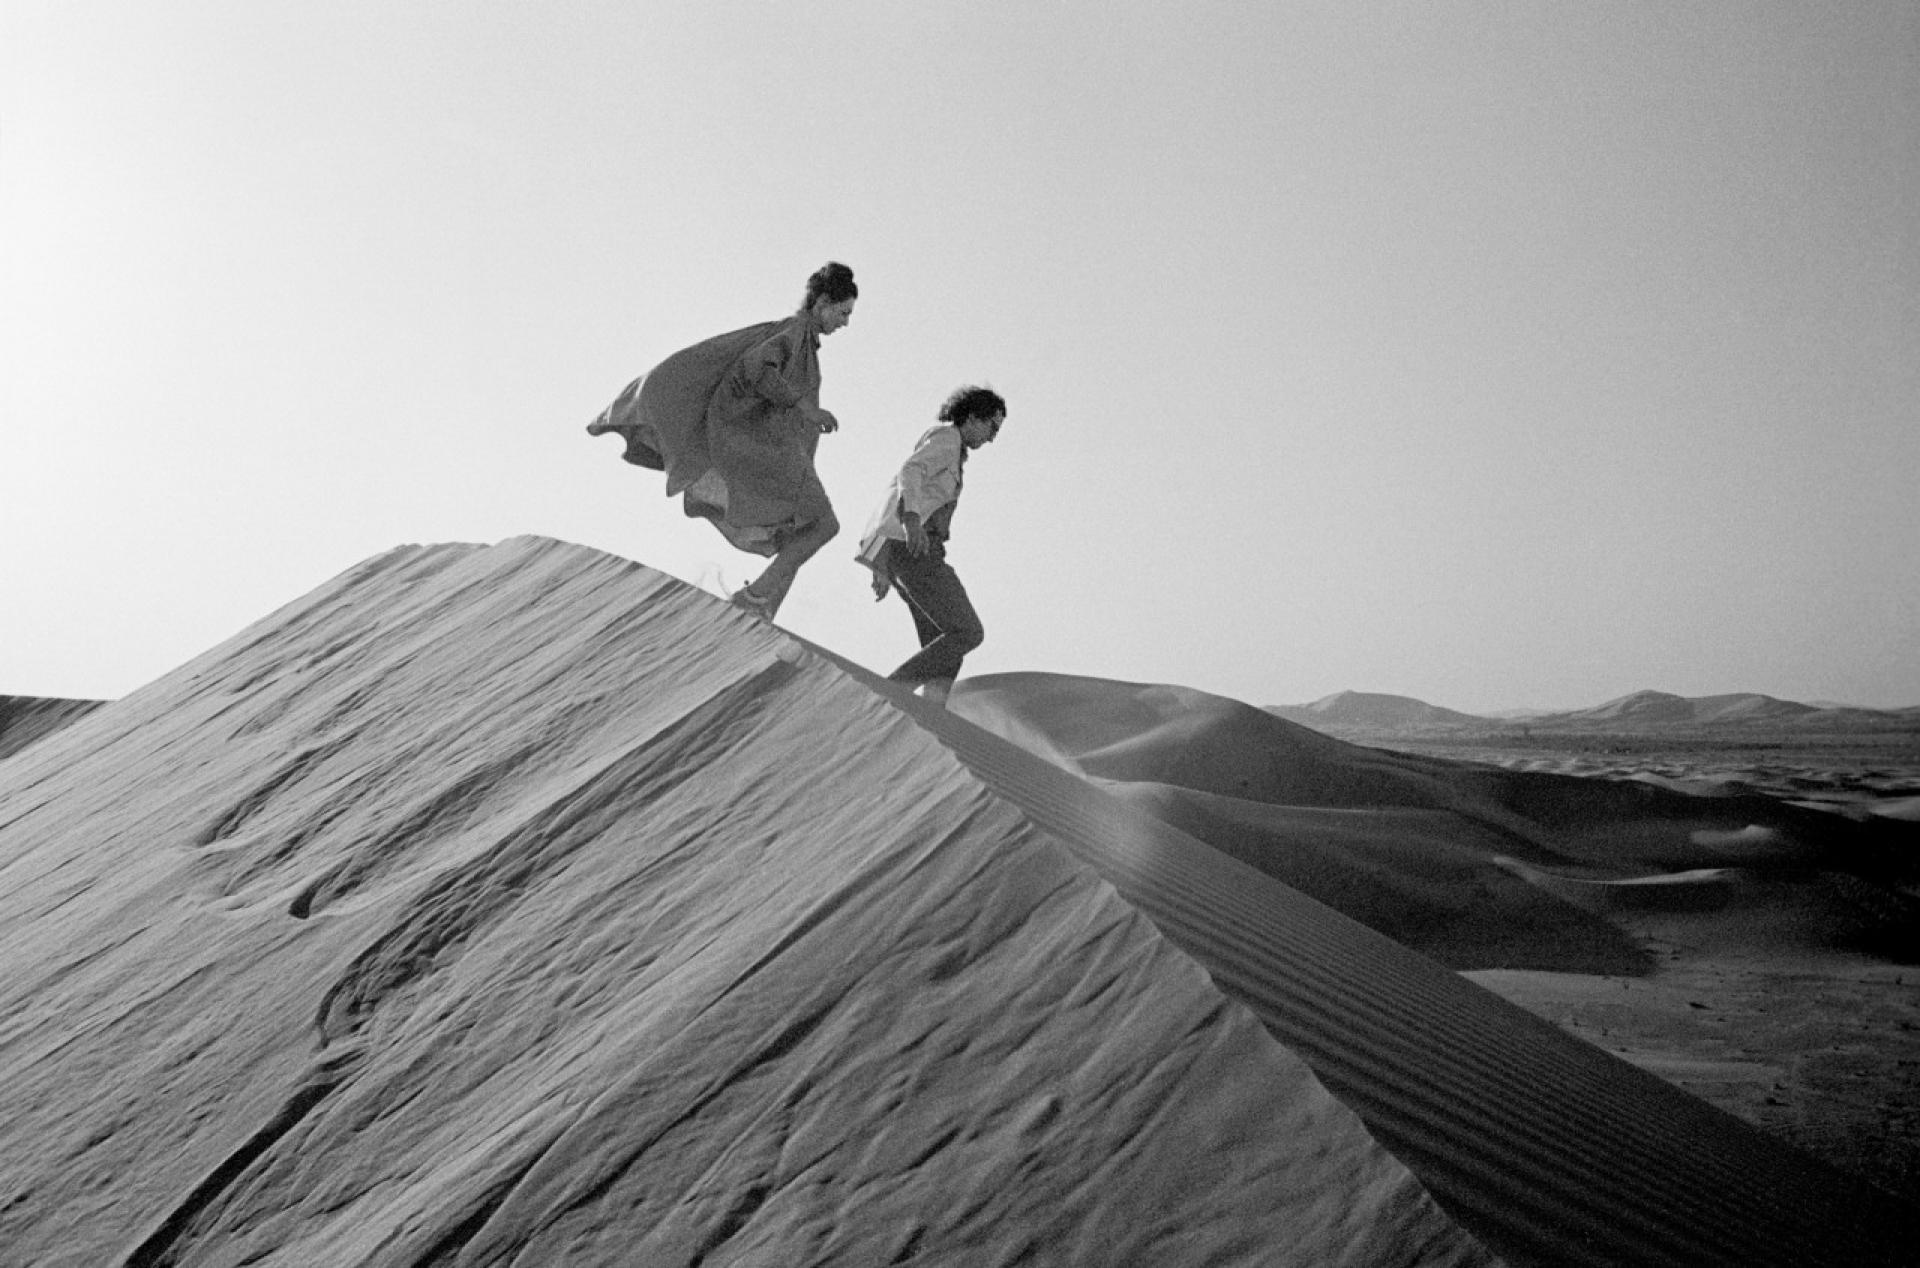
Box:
[0,539,1488,1267]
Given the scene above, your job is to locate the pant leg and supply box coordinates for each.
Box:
[903,580,944,651]
[885,542,984,684]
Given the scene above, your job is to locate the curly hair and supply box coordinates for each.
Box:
[803,261,858,308]
[937,385,1007,427]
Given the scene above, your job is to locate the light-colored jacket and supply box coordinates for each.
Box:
[857,425,965,576]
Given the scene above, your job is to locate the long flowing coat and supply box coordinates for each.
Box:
[592,312,832,556]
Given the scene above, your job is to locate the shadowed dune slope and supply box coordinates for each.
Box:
[0,694,107,760]
[954,673,1919,954]
[893,679,1920,1265]
[1097,782,1653,974]
[958,672,1907,864]
[0,539,1489,1267]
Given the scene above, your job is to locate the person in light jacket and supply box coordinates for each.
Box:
[589,261,857,621]
[856,385,1007,706]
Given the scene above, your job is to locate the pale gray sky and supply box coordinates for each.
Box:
[5,2,1916,711]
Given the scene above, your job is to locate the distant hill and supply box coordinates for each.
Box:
[1548,690,1699,725]
[1692,693,1822,724]
[1547,690,1817,727]
[1271,687,1916,737]
[1528,690,1918,733]
[1268,690,1486,731]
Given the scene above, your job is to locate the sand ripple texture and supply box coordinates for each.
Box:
[0,537,1913,1266]
[0,539,1481,1268]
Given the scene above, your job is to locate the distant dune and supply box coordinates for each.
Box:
[2,538,1915,1265]
[956,673,1916,970]
[1268,688,1486,730]
[1554,689,1818,727]
[1271,686,1920,737]
[0,694,107,760]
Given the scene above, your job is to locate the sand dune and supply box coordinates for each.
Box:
[1874,795,1920,821]
[1275,689,1487,729]
[0,694,105,760]
[1562,689,1792,726]
[1093,783,1656,974]
[824,686,1920,1261]
[960,670,1915,879]
[0,541,1487,1267]
[1,538,1915,1265]
[946,669,1920,1215]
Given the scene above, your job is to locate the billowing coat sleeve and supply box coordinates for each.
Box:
[733,326,807,408]
[587,319,783,483]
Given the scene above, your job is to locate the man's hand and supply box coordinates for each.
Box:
[903,515,929,556]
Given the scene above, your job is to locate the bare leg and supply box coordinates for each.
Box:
[737,510,839,620]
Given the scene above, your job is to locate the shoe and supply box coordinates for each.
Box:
[730,585,774,621]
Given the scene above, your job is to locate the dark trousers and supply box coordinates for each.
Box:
[882,540,984,684]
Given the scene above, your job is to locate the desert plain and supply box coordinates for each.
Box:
[1273,707,1920,1209]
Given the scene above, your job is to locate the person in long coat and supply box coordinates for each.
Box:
[856,385,1007,707]
[589,262,857,619]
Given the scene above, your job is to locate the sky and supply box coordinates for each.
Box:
[4,2,1916,713]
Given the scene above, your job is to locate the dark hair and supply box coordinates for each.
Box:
[803,261,858,308]
[938,385,1007,427]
